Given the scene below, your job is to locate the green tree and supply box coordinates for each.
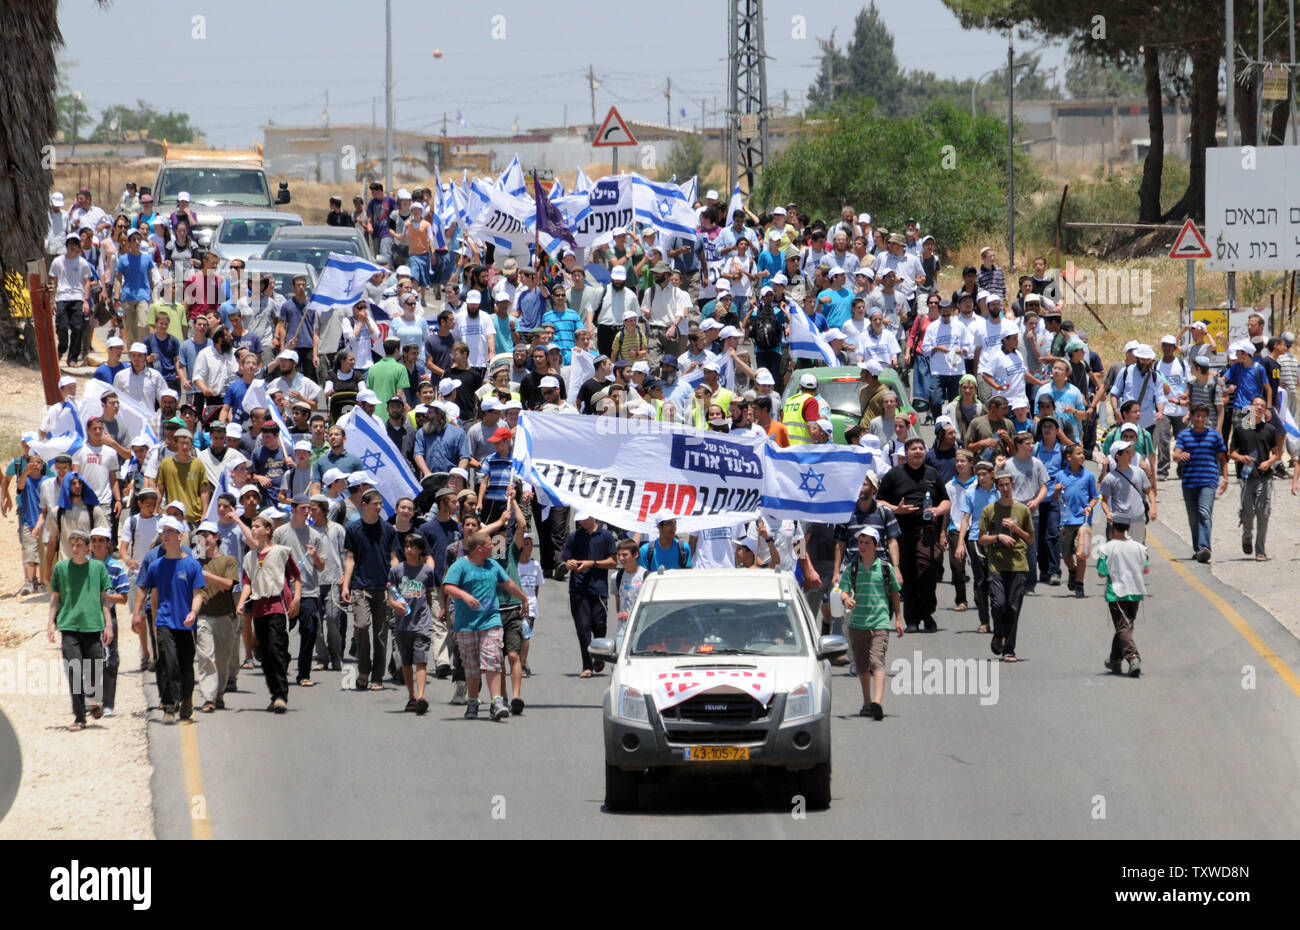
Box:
[807,4,903,114]
[1064,47,1146,99]
[91,99,196,143]
[754,97,1038,255]
[657,134,722,189]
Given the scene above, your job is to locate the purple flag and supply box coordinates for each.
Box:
[533,169,576,248]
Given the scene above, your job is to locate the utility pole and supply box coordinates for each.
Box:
[1226,0,1236,309]
[727,0,769,196]
[1257,0,1265,146]
[1007,30,1016,275]
[666,76,672,126]
[442,112,447,137]
[384,0,393,191]
[588,64,597,129]
[324,90,330,128]
[71,91,81,155]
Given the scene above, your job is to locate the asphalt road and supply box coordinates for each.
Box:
[148,522,1300,839]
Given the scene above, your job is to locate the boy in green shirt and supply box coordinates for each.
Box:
[1095,520,1149,677]
[837,526,903,720]
[47,528,113,730]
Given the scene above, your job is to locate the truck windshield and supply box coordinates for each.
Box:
[157,167,270,207]
[629,600,805,657]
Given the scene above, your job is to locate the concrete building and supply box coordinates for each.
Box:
[985,98,1192,168]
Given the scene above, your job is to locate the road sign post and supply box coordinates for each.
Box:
[593,106,637,176]
[1169,219,1212,332]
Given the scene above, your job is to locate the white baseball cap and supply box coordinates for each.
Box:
[756,369,775,386]
[715,279,732,293]
[653,508,678,525]
[772,207,787,216]
[157,515,186,534]
[129,342,148,354]
[574,510,592,523]
[346,471,372,488]
[293,440,312,453]
[106,336,125,349]
[1123,339,1141,353]
[702,360,721,373]
[397,189,412,200]
[466,290,482,305]
[164,500,187,517]
[813,418,833,434]
[1134,344,1156,360]
[799,372,818,389]
[1160,334,1177,346]
[322,467,346,486]
[539,375,560,389]
[89,526,113,540]
[770,273,788,285]
[631,360,651,375]
[225,423,243,440]
[700,318,722,332]
[493,285,510,302]
[860,359,883,376]
[622,308,638,320]
[177,191,191,201]
[438,378,461,395]
[1110,439,1133,454]
[858,213,871,224]
[610,265,628,281]
[51,192,65,207]
[705,189,719,200]
[58,375,77,389]
[196,521,219,535]
[357,388,380,405]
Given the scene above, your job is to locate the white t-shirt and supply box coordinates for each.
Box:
[50,255,93,303]
[978,320,1010,374]
[955,313,986,363]
[692,522,745,569]
[453,308,494,368]
[856,327,901,366]
[921,318,970,377]
[517,557,544,619]
[990,348,1030,409]
[71,444,120,505]
[751,514,803,571]
[1156,356,1189,417]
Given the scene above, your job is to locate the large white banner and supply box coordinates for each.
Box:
[467,179,534,251]
[513,413,765,534]
[513,412,871,533]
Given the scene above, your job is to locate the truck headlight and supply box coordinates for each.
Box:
[617,685,649,723]
[784,682,814,722]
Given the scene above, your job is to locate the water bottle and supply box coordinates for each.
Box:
[922,490,933,522]
[386,583,409,617]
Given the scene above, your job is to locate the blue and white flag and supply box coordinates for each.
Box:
[29,401,86,462]
[241,379,296,455]
[468,178,533,250]
[573,167,593,195]
[728,182,745,221]
[760,444,871,522]
[1279,389,1300,454]
[203,467,230,523]
[308,252,386,315]
[787,306,838,365]
[562,175,634,248]
[431,166,449,250]
[678,175,698,205]
[548,178,565,200]
[497,155,527,197]
[632,173,699,239]
[81,378,157,447]
[456,110,468,127]
[682,353,735,392]
[341,409,421,518]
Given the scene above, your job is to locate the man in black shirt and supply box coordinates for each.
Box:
[578,356,614,414]
[877,437,951,632]
[1229,395,1282,561]
[383,396,416,469]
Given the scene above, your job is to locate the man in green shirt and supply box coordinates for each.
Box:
[47,528,113,730]
[365,336,410,409]
[837,526,903,720]
[978,468,1034,662]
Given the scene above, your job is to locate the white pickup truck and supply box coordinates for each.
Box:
[151,143,290,248]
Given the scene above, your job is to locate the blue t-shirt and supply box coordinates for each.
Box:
[140,554,205,629]
[960,484,1000,541]
[343,517,399,591]
[389,316,429,351]
[18,473,44,529]
[312,450,365,485]
[516,288,547,333]
[442,556,508,632]
[1033,440,1068,486]
[147,332,180,381]
[1175,426,1227,489]
[756,249,784,286]
[223,379,252,423]
[115,252,155,302]
[542,308,584,364]
[414,424,470,473]
[1224,361,1268,410]
[1057,465,1100,526]
[818,286,855,330]
[638,539,693,571]
[799,309,828,333]
[178,338,207,383]
[94,361,128,386]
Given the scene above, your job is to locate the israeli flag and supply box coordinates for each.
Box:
[760,444,872,522]
[682,353,735,392]
[787,306,838,365]
[1279,389,1300,455]
[430,166,449,250]
[497,155,527,197]
[241,379,297,455]
[308,252,385,316]
[456,110,468,127]
[728,183,744,221]
[573,167,593,195]
[340,409,421,518]
[632,173,699,238]
[678,174,698,205]
[81,378,157,448]
[203,467,230,523]
[29,401,86,462]
[548,178,565,200]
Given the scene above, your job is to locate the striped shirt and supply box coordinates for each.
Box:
[612,323,648,362]
[1174,426,1226,489]
[480,452,513,503]
[837,556,900,631]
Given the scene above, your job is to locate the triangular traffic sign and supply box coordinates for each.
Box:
[593,106,637,147]
[1169,219,1211,260]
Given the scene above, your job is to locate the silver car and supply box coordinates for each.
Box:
[211,210,303,264]
[268,224,373,261]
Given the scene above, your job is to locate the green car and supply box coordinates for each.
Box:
[779,366,914,443]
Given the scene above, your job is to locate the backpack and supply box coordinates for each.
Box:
[846,554,892,596]
[640,540,688,570]
[751,309,782,352]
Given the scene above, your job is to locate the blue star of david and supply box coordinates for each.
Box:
[798,467,826,498]
[361,450,384,472]
[656,198,673,219]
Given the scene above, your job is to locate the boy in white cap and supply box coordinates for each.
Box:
[838,525,903,719]
[1098,440,1154,543]
[139,515,206,722]
[48,527,113,731]
[279,440,315,503]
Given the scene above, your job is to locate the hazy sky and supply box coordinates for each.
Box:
[57,0,1066,148]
